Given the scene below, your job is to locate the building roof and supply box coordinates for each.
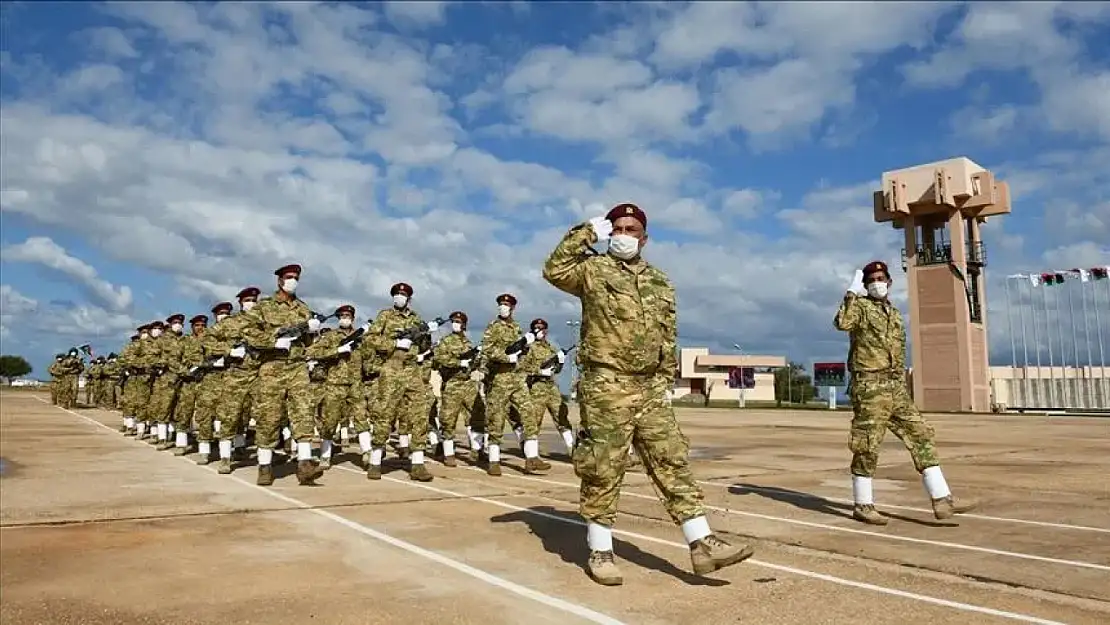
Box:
[694,354,787,368]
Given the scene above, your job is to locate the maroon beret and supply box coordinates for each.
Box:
[237,286,261,299]
[863,261,890,279]
[167,313,186,324]
[530,318,547,329]
[335,304,355,316]
[606,202,646,228]
[190,314,208,325]
[449,310,468,323]
[211,301,233,314]
[496,293,517,306]
[391,282,413,297]
[274,264,302,277]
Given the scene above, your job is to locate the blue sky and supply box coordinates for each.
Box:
[1,1,1108,381]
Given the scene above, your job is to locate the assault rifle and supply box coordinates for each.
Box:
[394,316,449,343]
[276,311,336,340]
[458,344,481,365]
[505,334,532,356]
[337,320,372,351]
[540,345,575,371]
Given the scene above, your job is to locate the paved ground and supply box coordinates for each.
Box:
[1,391,1107,625]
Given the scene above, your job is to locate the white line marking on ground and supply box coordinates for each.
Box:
[38,399,1077,624]
[325,465,1070,625]
[465,467,1110,572]
[29,399,625,625]
[696,481,1110,534]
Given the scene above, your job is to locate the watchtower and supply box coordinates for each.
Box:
[873,157,1011,412]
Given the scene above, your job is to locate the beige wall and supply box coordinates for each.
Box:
[988,365,1110,410]
[672,347,783,403]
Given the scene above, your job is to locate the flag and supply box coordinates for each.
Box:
[1006,273,1026,279]
[1029,274,1042,286]
[1039,272,1064,286]
[1092,266,1109,280]
[1066,268,1090,282]
[77,344,93,356]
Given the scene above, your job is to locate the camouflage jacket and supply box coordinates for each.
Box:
[157,331,188,378]
[833,293,906,374]
[179,332,206,378]
[204,312,258,371]
[542,223,678,376]
[519,339,562,377]
[478,317,525,376]
[240,293,313,362]
[59,356,84,375]
[431,331,474,382]
[305,327,361,385]
[362,307,426,369]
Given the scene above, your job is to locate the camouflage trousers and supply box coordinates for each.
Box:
[404,375,435,445]
[484,371,532,446]
[369,363,426,449]
[149,376,181,423]
[848,374,939,477]
[321,383,361,441]
[438,377,480,443]
[353,377,379,433]
[217,367,258,440]
[574,367,705,527]
[49,378,59,404]
[193,372,224,442]
[58,376,78,408]
[252,360,315,448]
[526,379,572,438]
[123,375,152,418]
[173,381,199,432]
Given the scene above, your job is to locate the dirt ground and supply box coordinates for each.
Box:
[1,391,1107,625]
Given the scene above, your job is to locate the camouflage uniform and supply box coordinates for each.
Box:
[170,316,208,455]
[520,334,575,452]
[306,319,362,468]
[104,354,123,410]
[208,295,262,472]
[121,330,155,436]
[543,206,752,584]
[238,275,323,486]
[430,325,480,465]
[834,262,976,524]
[149,319,186,449]
[477,295,535,475]
[192,303,234,463]
[48,357,62,404]
[87,359,103,405]
[57,352,83,409]
[362,293,433,481]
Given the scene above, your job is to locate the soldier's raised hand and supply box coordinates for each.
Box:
[847,269,865,296]
[588,215,613,241]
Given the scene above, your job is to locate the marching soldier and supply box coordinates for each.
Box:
[477,293,535,476]
[520,318,576,457]
[542,202,752,585]
[834,261,978,524]
[305,305,363,470]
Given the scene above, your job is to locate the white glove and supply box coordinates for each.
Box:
[337,343,352,354]
[848,269,865,295]
[524,332,536,344]
[459,359,471,368]
[540,367,554,377]
[470,370,484,382]
[556,351,566,364]
[307,360,317,372]
[307,318,322,332]
[589,216,613,241]
[229,346,246,358]
[396,338,412,350]
[416,353,426,363]
[508,352,519,364]
[213,357,225,368]
[274,337,293,350]
[426,321,439,332]
[188,366,200,376]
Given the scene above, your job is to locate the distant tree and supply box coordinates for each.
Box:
[774,361,818,406]
[0,355,33,384]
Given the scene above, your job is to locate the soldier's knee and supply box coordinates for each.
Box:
[850,453,878,476]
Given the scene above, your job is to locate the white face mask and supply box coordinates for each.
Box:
[498,304,511,318]
[393,295,408,308]
[867,282,889,299]
[216,313,228,322]
[281,278,298,293]
[533,329,545,340]
[608,234,641,260]
[140,332,149,339]
[242,300,256,311]
[339,317,353,328]
[151,328,163,337]
[171,323,183,333]
[451,322,463,333]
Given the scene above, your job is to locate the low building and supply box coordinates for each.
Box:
[988,365,1109,411]
[672,348,786,403]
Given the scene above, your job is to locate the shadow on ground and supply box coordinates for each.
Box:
[727,483,953,527]
[491,505,729,586]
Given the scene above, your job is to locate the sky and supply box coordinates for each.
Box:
[1,1,1108,383]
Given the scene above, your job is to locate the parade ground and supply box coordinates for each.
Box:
[1,391,1107,625]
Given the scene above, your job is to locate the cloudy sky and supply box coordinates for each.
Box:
[1,1,1108,381]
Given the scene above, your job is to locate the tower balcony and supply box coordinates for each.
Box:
[900,241,987,271]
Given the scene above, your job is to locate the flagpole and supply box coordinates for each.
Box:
[1054,282,1070,407]
[1030,276,1043,408]
[1017,276,1031,409]
[1067,275,1082,409]
[1087,271,1105,408]
[1041,282,1056,408]
[1005,277,1018,409]
[1080,274,1094,409]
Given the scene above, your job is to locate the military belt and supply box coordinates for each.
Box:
[851,370,903,381]
[585,363,658,378]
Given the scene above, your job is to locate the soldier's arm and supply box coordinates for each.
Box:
[658,280,679,378]
[432,335,465,368]
[366,312,393,355]
[167,339,188,375]
[518,343,544,375]
[239,305,274,350]
[542,224,596,297]
[480,325,511,365]
[305,330,340,359]
[834,294,863,331]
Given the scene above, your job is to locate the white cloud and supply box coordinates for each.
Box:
[383,1,450,28]
[1,237,133,312]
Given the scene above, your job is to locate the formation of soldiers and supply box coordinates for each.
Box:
[44,204,980,587]
[50,265,579,487]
